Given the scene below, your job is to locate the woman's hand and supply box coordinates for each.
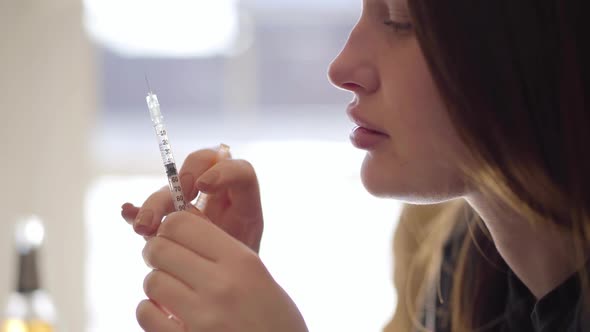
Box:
[121,147,308,331]
[136,210,308,332]
[121,147,263,252]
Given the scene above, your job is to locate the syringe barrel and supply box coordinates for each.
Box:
[153,123,175,165]
[145,91,187,211]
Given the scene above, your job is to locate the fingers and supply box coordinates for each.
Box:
[136,299,183,332]
[142,235,217,289]
[122,148,219,235]
[143,270,200,322]
[158,211,244,262]
[122,146,240,237]
[195,159,262,220]
[133,186,175,236]
[121,203,139,224]
[178,148,226,203]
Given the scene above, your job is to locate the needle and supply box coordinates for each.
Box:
[145,74,153,94]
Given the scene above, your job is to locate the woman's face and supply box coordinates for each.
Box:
[328,0,470,204]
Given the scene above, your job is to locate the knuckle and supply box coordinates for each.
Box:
[142,237,167,268]
[143,270,163,299]
[158,214,180,235]
[240,249,263,267]
[136,300,153,329]
[186,149,217,165]
[159,211,199,236]
[234,159,256,175]
[231,159,259,187]
[236,251,268,279]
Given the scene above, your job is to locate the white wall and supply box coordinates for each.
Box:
[0,1,96,331]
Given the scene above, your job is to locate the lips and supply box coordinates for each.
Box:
[346,102,388,136]
[346,101,389,149]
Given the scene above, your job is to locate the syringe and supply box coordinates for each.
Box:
[145,79,187,211]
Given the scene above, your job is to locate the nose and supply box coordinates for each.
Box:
[328,24,379,95]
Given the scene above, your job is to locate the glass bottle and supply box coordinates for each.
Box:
[1,216,57,332]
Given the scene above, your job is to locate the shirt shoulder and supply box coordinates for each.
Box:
[529,261,590,332]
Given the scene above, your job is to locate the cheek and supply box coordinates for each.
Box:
[362,106,469,202]
[361,40,470,202]
[374,38,455,159]
[388,45,452,152]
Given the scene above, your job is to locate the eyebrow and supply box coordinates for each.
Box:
[366,0,411,18]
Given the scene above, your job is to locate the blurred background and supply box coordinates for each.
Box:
[0,0,402,331]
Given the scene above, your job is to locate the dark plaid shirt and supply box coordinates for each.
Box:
[422,222,590,332]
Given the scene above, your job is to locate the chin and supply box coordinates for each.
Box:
[360,156,466,205]
[361,178,456,204]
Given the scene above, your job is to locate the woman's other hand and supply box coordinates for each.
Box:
[121,146,263,252]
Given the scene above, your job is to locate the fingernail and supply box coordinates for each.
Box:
[121,203,137,223]
[180,173,194,197]
[134,209,154,235]
[196,170,220,192]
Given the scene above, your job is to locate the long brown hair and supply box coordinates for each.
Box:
[396,0,589,331]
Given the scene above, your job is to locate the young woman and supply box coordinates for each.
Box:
[121,0,589,331]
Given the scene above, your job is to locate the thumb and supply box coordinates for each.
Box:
[121,202,140,225]
[195,159,262,219]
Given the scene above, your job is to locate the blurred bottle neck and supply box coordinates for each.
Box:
[17,249,40,294]
[3,249,56,327]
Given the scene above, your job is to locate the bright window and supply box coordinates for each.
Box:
[84,1,400,331]
[85,141,400,332]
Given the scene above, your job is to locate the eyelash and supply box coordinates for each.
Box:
[383,19,413,33]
